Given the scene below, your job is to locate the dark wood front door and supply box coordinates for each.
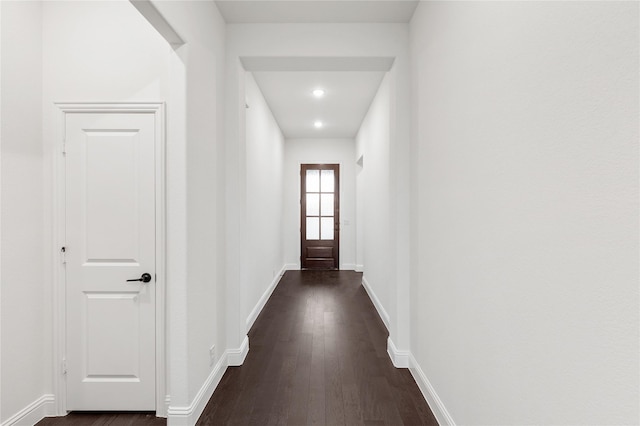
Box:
[301,164,340,269]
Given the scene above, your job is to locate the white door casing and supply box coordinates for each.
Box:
[58,103,165,412]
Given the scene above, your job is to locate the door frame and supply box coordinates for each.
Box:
[52,102,166,417]
[300,163,340,269]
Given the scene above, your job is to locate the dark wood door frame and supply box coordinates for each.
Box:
[300,164,340,269]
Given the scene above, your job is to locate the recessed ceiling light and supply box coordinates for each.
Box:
[314,120,323,128]
[312,89,325,98]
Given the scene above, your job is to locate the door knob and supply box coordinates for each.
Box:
[127,273,152,283]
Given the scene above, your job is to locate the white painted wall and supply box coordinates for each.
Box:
[42,2,168,103]
[283,138,356,270]
[243,72,285,329]
[161,0,225,402]
[183,5,226,411]
[355,74,392,328]
[0,2,46,423]
[147,1,229,418]
[409,2,639,424]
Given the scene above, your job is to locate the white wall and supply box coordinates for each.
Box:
[409,2,639,424]
[147,1,228,419]
[42,2,168,103]
[0,2,46,423]
[355,74,392,328]
[243,72,285,329]
[183,4,226,411]
[283,138,356,270]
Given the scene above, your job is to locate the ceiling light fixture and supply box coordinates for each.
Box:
[314,120,323,129]
[312,89,325,98]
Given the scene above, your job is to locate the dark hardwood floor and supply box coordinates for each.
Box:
[37,412,165,426]
[37,270,436,426]
[198,270,436,426]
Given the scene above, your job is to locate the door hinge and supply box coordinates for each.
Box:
[60,246,66,264]
[62,138,66,156]
[62,358,67,375]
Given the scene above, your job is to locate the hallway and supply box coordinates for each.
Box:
[2,2,637,425]
[197,271,437,425]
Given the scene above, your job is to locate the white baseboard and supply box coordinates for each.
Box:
[409,353,456,426]
[355,264,364,272]
[162,395,171,418]
[227,335,249,366]
[361,276,390,331]
[167,333,252,426]
[167,354,228,426]
[246,264,286,333]
[283,263,299,271]
[387,337,410,368]
[340,263,356,270]
[1,394,56,426]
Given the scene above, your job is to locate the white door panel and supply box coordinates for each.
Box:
[65,112,156,411]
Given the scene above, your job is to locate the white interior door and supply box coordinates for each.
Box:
[65,111,156,411]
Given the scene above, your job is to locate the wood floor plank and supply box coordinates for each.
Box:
[342,382,364,426]
[324,311,346,426]
[265,353,297,425]
[284,331,312,425]
[37,413,164,426]
[306,295,326,426]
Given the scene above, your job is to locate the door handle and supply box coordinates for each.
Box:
[127,273,152,283]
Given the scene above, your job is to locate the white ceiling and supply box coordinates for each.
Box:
[251,71,386,139]
[221,1,410,139]
[215,0,419,24]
